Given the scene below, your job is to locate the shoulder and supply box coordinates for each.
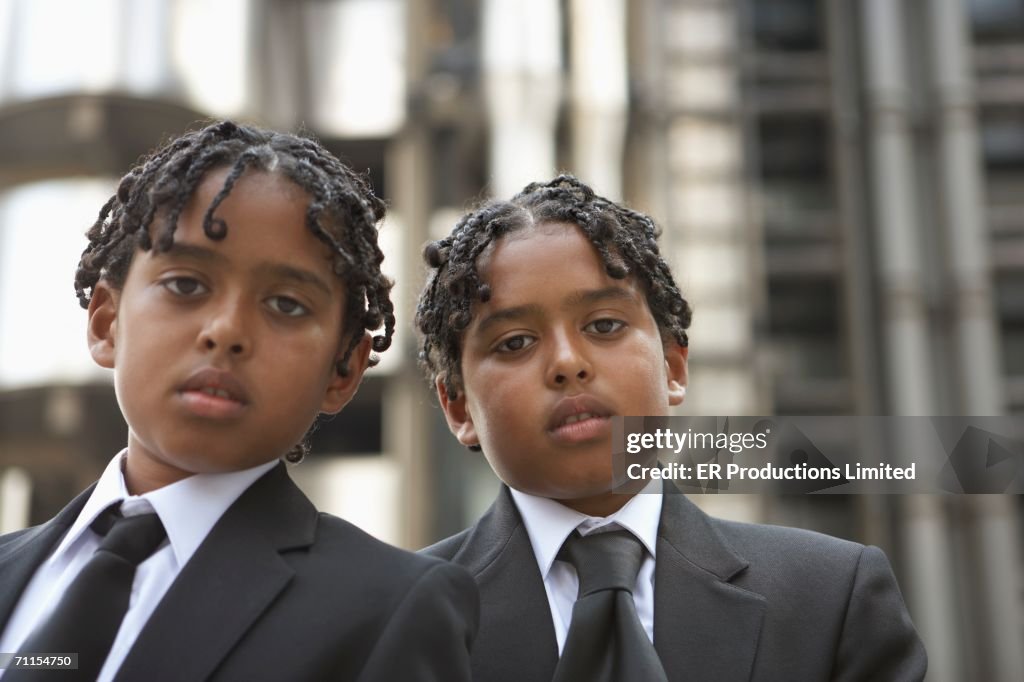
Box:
[711,516,871,586]
[0,526,42,567]
[311,519,479,681]
[659,491,870,587]
[714,516,865,563]
[660,491,887,603]
[310,512,472,588]
[420,527,474,561]
[689,514,925,678]
[248,464,474,593]
[418,486,526,567]
[272,511,478,648]
[688,514,907,625]
[195,509,478,680]
[0,487,90,559]
[0,526,35,549]
[0,483,93,552]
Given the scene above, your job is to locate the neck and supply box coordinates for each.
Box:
[122,444,194,495]
[556,490,636,517]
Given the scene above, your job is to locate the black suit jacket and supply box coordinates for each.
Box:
[0,463,478,681]
[423,485,926,682]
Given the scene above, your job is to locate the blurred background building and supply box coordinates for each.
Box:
[0,0,1021,679]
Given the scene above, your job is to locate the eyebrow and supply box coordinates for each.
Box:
[162,242,225,264]
[475,304,544,336]
[474,286,640,335]
[159,242,334,297]
[564,286,639,308]
[253,263,334,297]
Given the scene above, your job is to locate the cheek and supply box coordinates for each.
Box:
[618,342,669,393]
[463,380,509,434]
[274,344,335,385]
[116,326,162,370]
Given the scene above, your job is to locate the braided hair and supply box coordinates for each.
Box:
[416,174,692,402]
[76,120,396,462]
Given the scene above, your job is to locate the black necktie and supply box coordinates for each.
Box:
[8,505,166,682]
[552,530,668,682]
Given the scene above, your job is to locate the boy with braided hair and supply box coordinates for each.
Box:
[0,121,476,681]
[417,174,925,681]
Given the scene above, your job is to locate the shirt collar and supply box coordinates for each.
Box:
[509,480,663,580]
[53,451,278,568]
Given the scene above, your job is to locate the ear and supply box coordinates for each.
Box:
[87,281,120,369]
[436,376,480,448]
[320,333,372,415]
[665,343,688,406]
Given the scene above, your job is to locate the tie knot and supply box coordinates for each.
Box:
[91,505,167,566]
[560,529,646,598]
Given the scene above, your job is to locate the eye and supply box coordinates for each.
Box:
[495,334,536,353]
[162,277,207,297]
[267,295,309,317]
[585,318,625,335]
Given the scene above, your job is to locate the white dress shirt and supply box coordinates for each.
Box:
[0,451,277,682]
[509,483,663,654]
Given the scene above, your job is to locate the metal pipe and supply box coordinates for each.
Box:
[929,2,1024,678]
[862,1,959,679]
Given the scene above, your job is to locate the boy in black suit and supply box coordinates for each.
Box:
[415,175,925,681]
[0,121,476,681]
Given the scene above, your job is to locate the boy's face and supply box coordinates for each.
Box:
[87,168,370,494]
[438,221,687,516]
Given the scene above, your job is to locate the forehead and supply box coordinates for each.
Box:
[481,221,602,279]
[144,168,340,284]
[475,221,642,308]
[185,166,311,222]
[172,168,309,247]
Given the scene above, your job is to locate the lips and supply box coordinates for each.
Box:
[548,393,610,440]
[177,367,250,418]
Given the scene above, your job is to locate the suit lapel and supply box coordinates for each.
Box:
[115,464,315,682]
[653,487,765,682]
[0,485,94,629]
[453,485,766,682]
[452,487,559,682]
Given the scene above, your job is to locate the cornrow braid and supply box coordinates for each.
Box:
[75,120,395,463]
[415,174,692,401]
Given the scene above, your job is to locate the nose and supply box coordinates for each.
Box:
[546,329,593,388]
[197,297,251,358]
